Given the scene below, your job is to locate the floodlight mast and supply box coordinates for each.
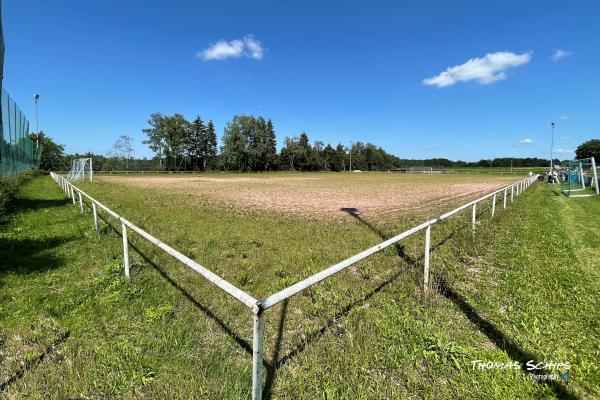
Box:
[550,122,555,173]
[349,141,353,172]
[33,93,40,148]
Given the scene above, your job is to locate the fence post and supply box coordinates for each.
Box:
[92,201,99,234]
[252,310,265,400]
[122,222,130,277]
[471,203,477,232]
[503,189,507,209]
[511,185,514,202]
[71,186,76,204]
[78,191,83,212]
[423,224,431,292]
[491,193,496,218]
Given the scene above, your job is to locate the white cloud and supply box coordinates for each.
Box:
[244,36,264,60]
[519,138,533,146]
[198,35,264,61]
[423,51,532,88]
[552,49,571,61]
[554,148,573,153]
[559,113,570,120]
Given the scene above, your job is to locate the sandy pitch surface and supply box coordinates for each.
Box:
[98,174,515,218]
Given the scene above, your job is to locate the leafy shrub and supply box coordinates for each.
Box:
[0,169,41,219]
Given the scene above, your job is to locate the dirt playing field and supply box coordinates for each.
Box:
[97,173,516,218]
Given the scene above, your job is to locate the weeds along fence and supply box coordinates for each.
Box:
[49,171,538,399]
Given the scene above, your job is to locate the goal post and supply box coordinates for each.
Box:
[67,157,93,182]
[560,157,599,197]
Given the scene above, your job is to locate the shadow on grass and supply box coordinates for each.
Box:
[0,330,70,391]
[343,207,578,399]
[0,237,73,276]
[10,197,71,213]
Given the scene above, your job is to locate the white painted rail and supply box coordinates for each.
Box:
[49,171,539,400]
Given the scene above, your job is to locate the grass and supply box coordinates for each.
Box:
[1,174,598,398]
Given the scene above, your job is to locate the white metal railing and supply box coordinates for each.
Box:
[49,171,538,399]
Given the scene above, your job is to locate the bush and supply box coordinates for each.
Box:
[0,169,41,219]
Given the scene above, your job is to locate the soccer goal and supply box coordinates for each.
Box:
[67,158,93,182]
[560,157,599,197]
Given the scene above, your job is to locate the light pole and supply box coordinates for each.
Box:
[349,141,353,172]
[33,93,40,148]
[550,122,555,173]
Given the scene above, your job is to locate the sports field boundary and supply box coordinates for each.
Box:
[49,171,538,399]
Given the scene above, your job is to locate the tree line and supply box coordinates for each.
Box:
[31,118,600,172]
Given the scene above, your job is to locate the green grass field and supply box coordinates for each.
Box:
[1,174,598,399]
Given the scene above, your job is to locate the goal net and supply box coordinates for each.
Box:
[67,158,93,182]
[560,157,599,197]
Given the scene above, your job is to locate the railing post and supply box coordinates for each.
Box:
[92,201,99,234]
[423,224,431,292]
[491,193,496,218]
[503,189,507,209]
[511,185,514,202]
[78,191,83,212]
[122,222,130,277]
[71,186,76,204]
[252,309,265,400]
[471,203,477,232]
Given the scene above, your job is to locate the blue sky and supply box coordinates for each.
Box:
[3,0,599,161]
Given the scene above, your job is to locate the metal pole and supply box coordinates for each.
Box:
[90,157,93,182]
[591,157,599,195]
[122,222,130,277]
[503,189,507,209]
[471,203,476,232]
[92,201,99,234]
[252,310,265,400]
[580,161,585,190]
[423,224,431,292]
[550,122,555,173]
[349,142,353,172]
[491,193,496,218]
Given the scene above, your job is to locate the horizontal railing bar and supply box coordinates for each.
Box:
[50,173,258,311]
[260,219,432,310]
[260,176,536,310]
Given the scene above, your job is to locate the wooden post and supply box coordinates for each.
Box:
[78,191,83,212]
[503,189,507,209]
[511,185,514,202]
[491,193,496,218]
[471,203,477,232]
[252,310,265,400]
[423,224,431,292]
[71,186,76,204]
[122,222,130,277]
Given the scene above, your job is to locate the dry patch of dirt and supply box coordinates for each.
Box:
[98,174,515,218]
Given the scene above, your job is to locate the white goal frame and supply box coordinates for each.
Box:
[67,158,93,182]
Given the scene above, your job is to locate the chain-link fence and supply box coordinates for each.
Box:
[0,88,42,179]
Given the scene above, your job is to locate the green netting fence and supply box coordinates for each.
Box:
[0,88,42,179]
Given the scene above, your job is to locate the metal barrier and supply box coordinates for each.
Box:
[50,171,538,399]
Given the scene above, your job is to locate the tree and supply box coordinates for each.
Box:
[221,116,249,171]
[575,139,600,161]
[28,132,67,170]
[204,120,218,170]
[162,114,191,170]
[265,119,278,170]
[142,113,166,167]
[187,116,206,170]
[112,134,134,170]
